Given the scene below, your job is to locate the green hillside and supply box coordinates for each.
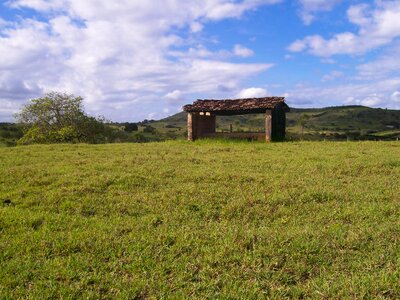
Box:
[151,106,400,140]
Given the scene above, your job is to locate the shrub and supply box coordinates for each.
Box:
[124,123,138,132]
[15,92,116,145]
[143,126,156,134]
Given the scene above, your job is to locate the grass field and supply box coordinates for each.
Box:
[1,140,400,298]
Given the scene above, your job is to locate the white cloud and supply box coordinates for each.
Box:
[0,0,279,121]
[285,77,400,109]
[287,40,307,52]
[165,90,183,101]
[356,42,400,80]
[0,18,9,26]
[391,91,400,103]
[320,58,336,64]
[321,70,343,82]
[147,112,158,120]
[289,1,400,56]
[345,94,384,107]
[233,44,254,57]
[205,0,283,20]
[299,0,342,25]
[0,99,20,121]
[190,22,204,33]
[236,87,267,98]
[7,0,66,11]
[347,3,370,27]
[170,43,256,60]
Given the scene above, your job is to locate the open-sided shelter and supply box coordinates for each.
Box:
[183,97,290,142]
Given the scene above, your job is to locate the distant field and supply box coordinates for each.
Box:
[1,141,400,298]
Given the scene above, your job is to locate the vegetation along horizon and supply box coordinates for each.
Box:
[1,92,400,147]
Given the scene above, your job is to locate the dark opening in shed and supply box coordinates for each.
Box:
[183,97,290,142]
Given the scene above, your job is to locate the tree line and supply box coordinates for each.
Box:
[14,92,145,145]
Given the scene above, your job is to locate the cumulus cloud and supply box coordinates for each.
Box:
[321,70,344,82]
[165,90,183,101]
[236,87,268,98]
[285,77,400,109]
[205,0,283,20]
[345,94,384,107]
[356,42,400,80]
[391,91,400,103]
[233,44,254,57]
[0,0,279,121]
[170,44,256,60]
[0,100,20,121]
[289,1,400,56]
[299,0,342,25]
[190,22,204,33]
[0,18,9,26]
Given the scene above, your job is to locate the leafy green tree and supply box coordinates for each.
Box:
[143,125,156,134]
[124,122,138,132]
[298,114,310,140]
[15,92,113,145]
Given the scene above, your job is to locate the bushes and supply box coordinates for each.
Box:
[124,123,138,132]
[143,125,156,134]
[15,92,117,145]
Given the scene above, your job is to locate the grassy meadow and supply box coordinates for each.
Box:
[1,140,400,298]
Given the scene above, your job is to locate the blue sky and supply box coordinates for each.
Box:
[1,0,400,122]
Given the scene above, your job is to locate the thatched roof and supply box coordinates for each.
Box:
[183,97,289,115]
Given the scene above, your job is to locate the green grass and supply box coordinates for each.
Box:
[1,140,400,298]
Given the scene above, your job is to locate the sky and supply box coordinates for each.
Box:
[1,0,400,122]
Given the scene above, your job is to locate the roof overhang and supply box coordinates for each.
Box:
[183,97,290,115]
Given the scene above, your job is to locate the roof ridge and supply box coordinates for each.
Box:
[195,96,284,102]
[183,97,289,114]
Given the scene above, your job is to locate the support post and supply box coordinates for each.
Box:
[187,112,194,141]
[208,114,216,134]
[265,110,272,142]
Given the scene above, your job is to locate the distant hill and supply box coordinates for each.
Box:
[151,105,400,140]
[2,106,400,146]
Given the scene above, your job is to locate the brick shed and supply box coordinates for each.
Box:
[183,97,290,142]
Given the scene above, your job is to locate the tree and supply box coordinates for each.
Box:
[298,114,310,140]
[15,92,113,144]
[143,125,156,134]
[124,122,138,132]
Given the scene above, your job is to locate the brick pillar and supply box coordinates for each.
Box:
[210,114,216,133]
[265,110,272,142]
